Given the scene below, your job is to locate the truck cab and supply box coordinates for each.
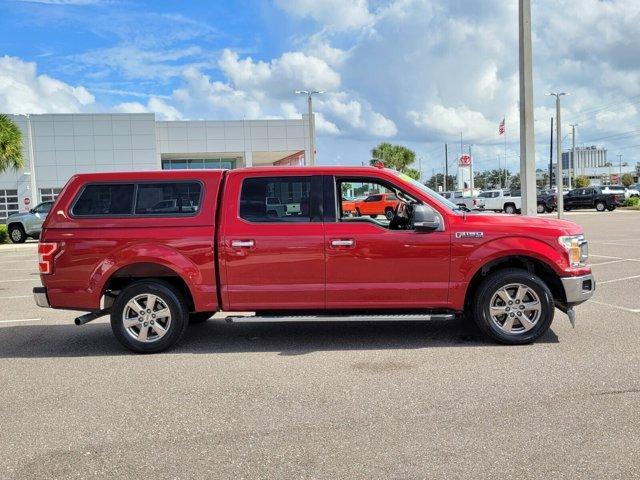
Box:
[34,166,595,353]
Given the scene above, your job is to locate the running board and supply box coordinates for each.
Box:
[226,313,456,323]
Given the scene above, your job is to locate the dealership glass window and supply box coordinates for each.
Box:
[162,158,236,170]
[39,188,61,203]
[240,177,312,222]
[0,189,19,221]
[134,182,202,215]
[72,184,135,216]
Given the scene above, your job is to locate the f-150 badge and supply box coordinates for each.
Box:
[455,231,484,239]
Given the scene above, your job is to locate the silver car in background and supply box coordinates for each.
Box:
[5,201,53,243]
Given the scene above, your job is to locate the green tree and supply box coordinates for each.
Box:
[508,174,521,190]
[426,173,456,191]
[574,175,590,188]
[0,114,24,173]
[370,142,418,178]
[621,173,634,187]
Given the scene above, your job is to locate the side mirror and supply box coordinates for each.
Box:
[412,205,441,232]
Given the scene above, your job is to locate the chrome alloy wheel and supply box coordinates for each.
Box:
[122,294,172,343]
[10,228,23,242]
[489,283,542,334]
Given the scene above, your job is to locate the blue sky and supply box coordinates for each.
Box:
[1,0,640,176]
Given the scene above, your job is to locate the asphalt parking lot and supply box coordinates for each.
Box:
[1,210,639,479]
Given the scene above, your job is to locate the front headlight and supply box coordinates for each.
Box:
[558,234,588,267]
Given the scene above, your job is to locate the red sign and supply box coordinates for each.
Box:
[459,154,472,166]
[24,197,31,206]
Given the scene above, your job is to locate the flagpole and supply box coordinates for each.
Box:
[504,115,508,189]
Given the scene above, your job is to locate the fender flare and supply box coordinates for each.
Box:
[88,243,202,301]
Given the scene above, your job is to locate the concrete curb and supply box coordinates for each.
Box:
[0,242,38,253]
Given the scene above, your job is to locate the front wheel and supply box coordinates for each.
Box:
[471,268,554,345]
[595,201,606,212]
[9,225,26,244]
[110,280,189,353]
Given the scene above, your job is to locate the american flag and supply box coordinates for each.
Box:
[499,117,505,135]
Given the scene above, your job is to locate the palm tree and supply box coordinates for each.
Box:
[0,114,24,173]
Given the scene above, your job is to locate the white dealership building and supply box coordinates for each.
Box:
[0,113,313,221]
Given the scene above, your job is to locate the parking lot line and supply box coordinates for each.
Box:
[0,318,41,324]
[588,260,627,267]
[590,300,640,314]
[598,274,640,285]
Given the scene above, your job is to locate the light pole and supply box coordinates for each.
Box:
[519,0,537,216]
[618,154,623,183]
[295,90,324,166]
[570,123,578,188]
[546,92,569,219]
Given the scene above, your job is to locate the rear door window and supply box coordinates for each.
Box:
[135,182,202,215]
[72,184,135,216]
[240,176,316,222]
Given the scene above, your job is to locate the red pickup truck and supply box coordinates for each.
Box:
[34,166,594,353]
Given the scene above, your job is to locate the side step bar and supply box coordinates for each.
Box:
[226,313,456,323]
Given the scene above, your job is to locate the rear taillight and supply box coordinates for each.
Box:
[38,242,58,275]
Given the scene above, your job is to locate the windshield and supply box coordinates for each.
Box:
[392,170,460,211]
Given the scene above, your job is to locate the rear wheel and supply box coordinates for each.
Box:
[8,225,26,244]
[471,268,554,345]
[384,207,395,220]
[504,204,517,214]
[536,203,546,214]
[595,201,606,212]
[110,280,189,353]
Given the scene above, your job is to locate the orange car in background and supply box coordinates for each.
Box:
[354,193,399,220]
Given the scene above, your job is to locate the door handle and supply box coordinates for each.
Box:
[331,239,354,247]
[231,240,255,248]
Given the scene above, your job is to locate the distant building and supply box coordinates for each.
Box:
[0,113,312,222]
[560,146,636,186]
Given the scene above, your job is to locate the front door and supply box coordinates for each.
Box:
[325,176,450,310]
[220,173,325,311]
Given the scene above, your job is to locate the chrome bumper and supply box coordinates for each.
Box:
[561,274,595,305]
[33,287,51,308]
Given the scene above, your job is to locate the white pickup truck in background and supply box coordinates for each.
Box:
[475,189,522,214]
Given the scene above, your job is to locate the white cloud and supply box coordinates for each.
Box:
[0,55,94,113]
[114,97,183,120]
[275,0,374,30]
[218,49,341,98]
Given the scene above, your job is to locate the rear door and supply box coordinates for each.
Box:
[220,172,325,311]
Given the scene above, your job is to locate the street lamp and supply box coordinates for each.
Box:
[295,90,324,166]
[546,92,569,219]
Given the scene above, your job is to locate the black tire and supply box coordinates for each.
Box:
[190,312,214,324]
[595,201,606,212]
[8,224,26,244]
[471,268,555,345]
[384,207,395,220]
[110,280,189,353]
[537,203,546,214]
[606,206,615,211]
[370,214,378,219]
[504,204,517,214]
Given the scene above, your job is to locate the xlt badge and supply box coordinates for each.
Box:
[456,231,484,239]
